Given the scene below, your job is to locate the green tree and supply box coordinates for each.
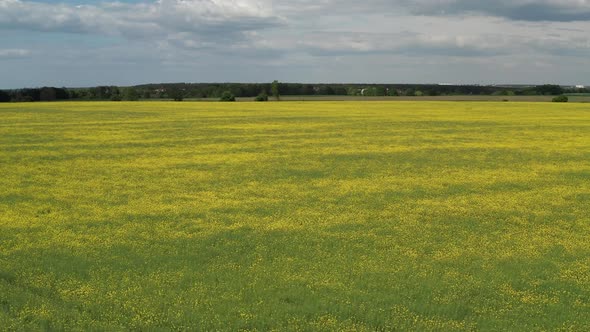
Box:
[347,87,360,96]
[110,87,122,101]
[404,88,415,96]
[220,91,236,102]
[271,80,280,100]
[362,87,377,96]
[318,85,335,95]
[123,87,140,101]
[0,90,10,102]
[39,87,57,101]
[168,88,184,101]
[537,84,564,95]
[255,91,268,102]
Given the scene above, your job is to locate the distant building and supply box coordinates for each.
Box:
[576,85,585,89]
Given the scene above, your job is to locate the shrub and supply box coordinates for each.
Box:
[552,95,568,103]
[220,91,236,102]
[255,91,268,102]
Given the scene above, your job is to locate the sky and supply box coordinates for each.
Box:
[1,0,589,88]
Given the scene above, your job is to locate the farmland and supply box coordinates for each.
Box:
[1,101,590,330]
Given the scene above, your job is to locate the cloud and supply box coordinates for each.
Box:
[298,32,514,57]
[273,0,590,22]
[525,35,590,56]
[0,0,589,87]
[404,0,590,22]
[0,0,280,39]
[0,48,30,58]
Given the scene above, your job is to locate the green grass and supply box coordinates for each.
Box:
[1,101,590,330]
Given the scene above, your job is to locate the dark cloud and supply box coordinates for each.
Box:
[277,0,590,22]
[0,0,280,39]
[406,0,590,22]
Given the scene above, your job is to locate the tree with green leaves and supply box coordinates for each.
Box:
[109,87,122,101]
[39,87,57,101]
[0,90,10,102]
[255,91,268,101]
[123,87,140,101]
[168,87,184,101]
[271,80,280,101]
[220,91,236,102]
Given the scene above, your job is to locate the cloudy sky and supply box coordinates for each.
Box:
[1,0,589,88]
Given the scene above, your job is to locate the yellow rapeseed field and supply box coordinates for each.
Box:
[1,101,589,330]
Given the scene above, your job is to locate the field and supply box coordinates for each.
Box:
[191,95,590,103]
[249,95,590,102]
[1,101,590,330]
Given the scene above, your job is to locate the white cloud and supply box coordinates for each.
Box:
[0,48,30,58]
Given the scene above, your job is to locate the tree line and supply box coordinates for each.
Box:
[0,83,586,102]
